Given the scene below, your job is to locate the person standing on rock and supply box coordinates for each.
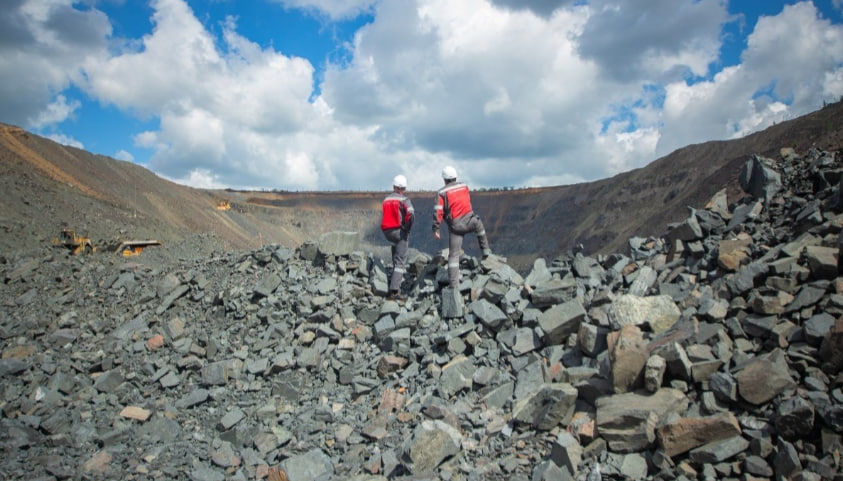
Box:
[381,174,415,300]
[432,166,492,288]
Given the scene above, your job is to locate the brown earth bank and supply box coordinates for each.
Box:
[1,101,843,270]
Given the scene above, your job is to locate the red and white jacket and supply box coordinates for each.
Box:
[381,192,415,231]
[433,181,473,232]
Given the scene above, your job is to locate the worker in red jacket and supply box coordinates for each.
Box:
[432,166,492,287]
[381,174,415,300]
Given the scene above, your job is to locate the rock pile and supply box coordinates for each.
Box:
[2,147,843,481]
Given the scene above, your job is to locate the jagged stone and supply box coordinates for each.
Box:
[644,354,666,393]
[595,388,688,453]
[402,420,462,474]
[657,412,742,457]
[735,349,797,405]
[652,342,693,381]
[687,435,750,464]
[627,265,657,296]
[440,286,464,318]
[538,298,586,345]
[533,460,575,481]
[740,154,782,205]
[577,322,608,357]
[512,383,578,430]
[469,299,507,331]
[608,324,648,393]
[804,312,836,346]
[774,439,802,480]
[279,448,334,481]
[775,396,815,441]
[497,326,541,356]
[805,245,838,280]
[93,370,124,393]
[572,254,606,288]
[531,275,578,308]
[708,371,738,403]
[524,258,553,287]
[439,355,475,398]
[706,188,731,219]
[819,315,843,374]
[550,431,582,476]
[608,294,681,334]
[317,231,360,256]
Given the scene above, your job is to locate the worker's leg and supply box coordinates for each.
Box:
[390,230,409,292]
[448,231,464,287]
[467,214,491,257]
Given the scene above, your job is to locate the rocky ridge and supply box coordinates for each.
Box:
[1,145,843,480]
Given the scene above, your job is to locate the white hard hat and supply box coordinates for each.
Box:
[393,174,407,189]
[442,166,457,180]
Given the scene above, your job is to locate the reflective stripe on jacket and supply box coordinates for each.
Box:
[433,181,473,229]
[381,192,415,231]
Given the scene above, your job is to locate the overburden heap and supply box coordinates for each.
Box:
[1,147,843,481]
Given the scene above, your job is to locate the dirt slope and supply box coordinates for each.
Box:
[1,101,842,270]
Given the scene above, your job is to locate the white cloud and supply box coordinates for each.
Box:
[2,0,843,193]
[576,0,727,82]
[0,0,110,128]
[46,132,84,149]
[654,2,843,157]
[168,168,226,189]
[114,149,134,162]
[272,0,377,20]
[30,94,80,128]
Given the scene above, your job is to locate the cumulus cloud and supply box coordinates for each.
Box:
[1,0,842,192]
[272,0,377,20]
[655,2,843,157]
[0,0,110,128]
[577,0,727,82]
[46,132,84,149]
[30,94,80,128]
[488,0,577,18]
[114,149,134,162]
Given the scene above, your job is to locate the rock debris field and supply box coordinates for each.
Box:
[2,147,843,481]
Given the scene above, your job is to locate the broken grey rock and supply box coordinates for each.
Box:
[440,286,464,318]
[317,231,360,256]
[687,435,750,464]
[402,420,462,474]
[538,299,586,345]
[608,294,681,334]
[595,389,688,453]
[531,276,577,308]
[469,298,508,331]
[550,431,582,476]
[735,348,797,405]
[740,154,782,205]
[279,448,334,481]
[644,354,667,393]
[512,383,578,430]
[656,412,742,457]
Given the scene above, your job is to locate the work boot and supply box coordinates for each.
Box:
[482,249,492,260]
[388,291,407,301]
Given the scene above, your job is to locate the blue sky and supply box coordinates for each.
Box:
[1,0,842,191]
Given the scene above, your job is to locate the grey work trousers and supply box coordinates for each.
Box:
[383,228,409,292]
[446,213,490,287]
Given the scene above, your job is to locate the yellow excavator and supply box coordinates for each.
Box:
[115,239,162,256]
[52,229,96,255]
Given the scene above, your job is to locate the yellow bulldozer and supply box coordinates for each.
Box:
[52,229,96,255]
